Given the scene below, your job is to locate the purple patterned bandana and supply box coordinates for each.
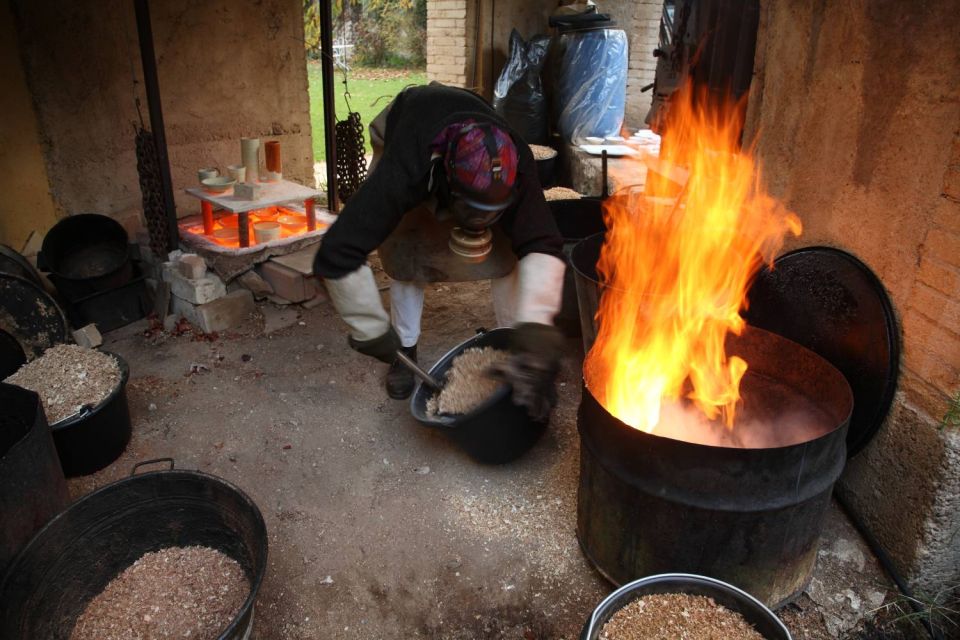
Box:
[432,120,518,197]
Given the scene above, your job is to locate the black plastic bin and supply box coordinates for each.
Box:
[548,197,605,338]
[0,461,268,640]
[0,383,69,575]
[410,328,548,464]
[51,351,132,476]
[570,231,606,352]
[580,573,792,640]
[536,152,558,188]
[38,213,134,299]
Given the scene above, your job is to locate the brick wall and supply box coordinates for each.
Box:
[426,0,469,87]
[902,131,960,418]
[746,0,960,592]
[625,1,662,129]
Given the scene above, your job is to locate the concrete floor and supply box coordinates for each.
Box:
[70,280,900,639]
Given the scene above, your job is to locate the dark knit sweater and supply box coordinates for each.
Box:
[313,84,563,279]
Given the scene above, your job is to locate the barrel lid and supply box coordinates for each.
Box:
[0,273,70,362]
[0,244,42,285]
[745,247,899,458]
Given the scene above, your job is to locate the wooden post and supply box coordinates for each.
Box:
[134,0,179,252]
[320,0,339,213]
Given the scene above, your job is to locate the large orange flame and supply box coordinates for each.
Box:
[583,82,802,434]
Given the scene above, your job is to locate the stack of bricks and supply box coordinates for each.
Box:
[426,0,469,87]
[161,252,255,334]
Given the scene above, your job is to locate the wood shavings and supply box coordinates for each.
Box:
[544,186,584,201]
[4,344,120,424]
[69,545,249,640]
[426,347,509,416]
[530,144,558,160]
[599,593,765,640]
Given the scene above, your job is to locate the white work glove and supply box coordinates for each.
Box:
[514,253,565,325]
[488,253,567,421]
[323,265,399,363]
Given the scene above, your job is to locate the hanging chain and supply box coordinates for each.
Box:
[334,55,368,202]
[335,108,368,202]
[134,109,170,259]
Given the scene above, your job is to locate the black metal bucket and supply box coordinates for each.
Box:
[577,326,853,607]
[570,231,605,352]
[410,328,548,464]
[580,574,792,640]
[51,351,132,477]
[549,198,605,338]
[535,148,558,188]
[0,460,268,640]
[38,213,134,299]
[0,383,69,576]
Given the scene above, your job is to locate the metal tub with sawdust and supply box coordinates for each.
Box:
[0,459,268,640]
[580,573,792,640]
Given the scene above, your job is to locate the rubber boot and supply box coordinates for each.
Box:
[386,344,417,400]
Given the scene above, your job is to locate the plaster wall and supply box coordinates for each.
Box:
[744,0,960,592]
[0,1,59,250]
[10,0,313,229]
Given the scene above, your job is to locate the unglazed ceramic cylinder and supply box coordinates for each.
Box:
[227,164,246,183]
[264,140,282,181]
[254,221,281,243]
[240,137,260,183]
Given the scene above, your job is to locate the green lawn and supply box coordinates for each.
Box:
[307,63,427,162]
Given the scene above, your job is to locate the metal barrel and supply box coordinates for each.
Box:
[576,326,853,608]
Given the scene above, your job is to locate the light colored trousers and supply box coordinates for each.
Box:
[390,271,521,348]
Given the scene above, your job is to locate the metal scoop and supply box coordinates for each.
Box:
[395,350,443,391]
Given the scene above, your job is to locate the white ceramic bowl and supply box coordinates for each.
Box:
[201,177,236,194]
[278,214,306,231]
[212,227,239,243]
[218,214,239,228]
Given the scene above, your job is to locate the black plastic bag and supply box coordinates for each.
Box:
[493,29,551,144]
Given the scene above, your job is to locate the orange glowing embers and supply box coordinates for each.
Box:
[583,82,802,435]
[181,206,323,249]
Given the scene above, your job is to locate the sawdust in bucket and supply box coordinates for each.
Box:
[544,186,584,201]
[426,346,510,416]
[530,144,558,160]
[599,593,765,640]
[69,546,249,640]
[4,344,120,424]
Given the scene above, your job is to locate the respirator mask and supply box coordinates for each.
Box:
[433,122,518,260]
